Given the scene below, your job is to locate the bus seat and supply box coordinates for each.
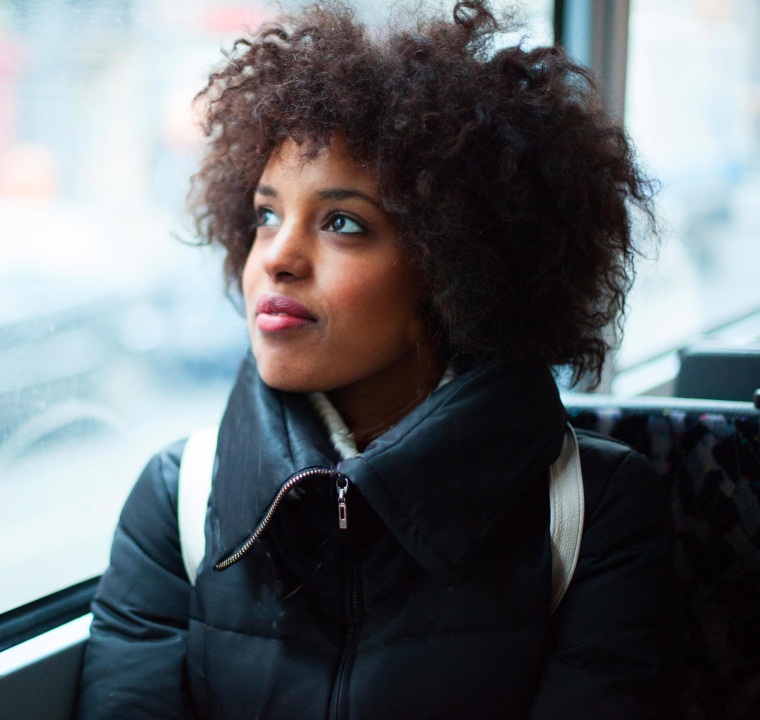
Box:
[566,395,760,720]
[675,339,760,402]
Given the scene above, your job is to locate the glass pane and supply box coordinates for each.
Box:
[508,0,555,47]
[620,0,760,371]
[0,0,266,614]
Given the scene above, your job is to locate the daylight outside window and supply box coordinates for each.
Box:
[0,0,261,614]
[617,0,760,391]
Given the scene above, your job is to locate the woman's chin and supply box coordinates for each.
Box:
[254,358,321,394]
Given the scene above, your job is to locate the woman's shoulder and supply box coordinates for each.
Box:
[79,440,195,719]
[572,428,670,531]
[102,439,190,585]
[127,439,187,513]
[535,429,680,718]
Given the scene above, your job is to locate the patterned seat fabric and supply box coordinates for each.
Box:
[567,400,760,720]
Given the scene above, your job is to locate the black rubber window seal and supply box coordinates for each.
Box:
[0,577,99,653]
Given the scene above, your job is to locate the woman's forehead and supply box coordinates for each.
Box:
[259,137,380,197]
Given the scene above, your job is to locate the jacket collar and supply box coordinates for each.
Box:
[209,353,566,583]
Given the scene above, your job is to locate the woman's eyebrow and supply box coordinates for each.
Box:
[254,184,382,210]
[318,188,382,210]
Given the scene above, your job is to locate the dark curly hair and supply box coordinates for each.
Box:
[190,0,656,386]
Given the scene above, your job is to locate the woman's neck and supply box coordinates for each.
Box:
[326,339,445,452]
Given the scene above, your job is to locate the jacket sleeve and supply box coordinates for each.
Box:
[528,439,682,720]
[76,441,198,720]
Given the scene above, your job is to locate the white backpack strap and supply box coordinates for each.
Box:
[548,424,585,616]
[178,426,218,586]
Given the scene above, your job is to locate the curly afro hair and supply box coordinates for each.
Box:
[190,0,656,386]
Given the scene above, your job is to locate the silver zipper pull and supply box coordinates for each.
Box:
[336,475,349,530]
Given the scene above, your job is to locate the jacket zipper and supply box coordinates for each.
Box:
[337,474,349,530]
[332,550,362,720]
[214,467,350,571]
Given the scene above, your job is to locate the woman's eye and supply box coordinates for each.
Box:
[325,214,364,234]
[255,208,280,227]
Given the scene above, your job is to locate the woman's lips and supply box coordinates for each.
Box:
[255,293,317,333]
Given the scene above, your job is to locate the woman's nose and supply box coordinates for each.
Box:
[260,221,312,281]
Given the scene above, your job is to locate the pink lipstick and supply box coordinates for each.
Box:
[255,293,317,332]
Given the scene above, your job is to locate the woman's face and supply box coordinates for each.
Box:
[242,137,434,400]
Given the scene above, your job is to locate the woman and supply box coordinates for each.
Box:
[76,2,680,718]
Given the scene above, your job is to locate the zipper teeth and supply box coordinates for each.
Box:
[214,466,334,571]
[351,575,359,619]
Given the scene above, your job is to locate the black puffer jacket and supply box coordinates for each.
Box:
[77,356,680,719]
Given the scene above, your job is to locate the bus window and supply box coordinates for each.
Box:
[0,0,272,614]
[618,0,760,382]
